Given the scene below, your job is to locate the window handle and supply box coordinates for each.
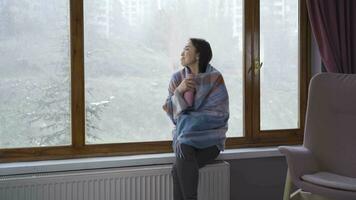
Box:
[254,60,263,72]
[248,60,263,74]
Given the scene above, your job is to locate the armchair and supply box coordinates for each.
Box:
[279,73,356,200]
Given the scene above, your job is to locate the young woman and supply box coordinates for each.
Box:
[163,38,229,200]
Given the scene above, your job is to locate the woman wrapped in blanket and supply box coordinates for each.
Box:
[162,38,229,200]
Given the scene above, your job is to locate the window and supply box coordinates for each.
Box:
[0,0,71,148]
[0,0,309,162]
[83,0,244,144]
[260,0,299,130]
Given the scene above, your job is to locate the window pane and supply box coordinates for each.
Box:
[84,0,243,144]
[0,1,71,148]
[260,0,299,130]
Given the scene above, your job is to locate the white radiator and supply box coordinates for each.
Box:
[0,161,229,200]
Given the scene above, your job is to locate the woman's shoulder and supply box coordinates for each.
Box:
[199,65,223,79]
[209,65,222,75]
[171,68,185,82]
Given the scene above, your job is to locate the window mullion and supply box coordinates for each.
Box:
[250,0,261,141]
[70,0,85,148]
[299,0,311,136]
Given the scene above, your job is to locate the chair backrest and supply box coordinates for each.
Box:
[304,73,356,177]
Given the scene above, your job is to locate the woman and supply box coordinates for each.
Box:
[162,38,229,200]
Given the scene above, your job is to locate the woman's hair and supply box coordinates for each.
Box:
[189,38,213,73]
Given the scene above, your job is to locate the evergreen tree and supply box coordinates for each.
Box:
[22,31,111,146]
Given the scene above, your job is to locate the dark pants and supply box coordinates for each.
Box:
[171,143,220,200]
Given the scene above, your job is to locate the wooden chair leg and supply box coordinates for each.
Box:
[283,170,332,200]
[283,169,294,200]
[290,189,302,200]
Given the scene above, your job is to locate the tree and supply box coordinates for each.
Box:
[21,67,113,146]
[21,36,112,146]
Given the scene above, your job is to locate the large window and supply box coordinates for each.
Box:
[0,0,71,148]
[0,0,309,162]
[83,0,243,144]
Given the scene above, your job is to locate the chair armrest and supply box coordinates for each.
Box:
[278,146,319,185]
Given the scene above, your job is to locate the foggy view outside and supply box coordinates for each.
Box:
[84,0,243,144]
[260,0,299,130]
[0,0,71,148]
[0,0,299,147]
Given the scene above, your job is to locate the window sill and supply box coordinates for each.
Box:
[0,146,285,176]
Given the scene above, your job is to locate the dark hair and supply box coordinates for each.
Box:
[189,38,213,73]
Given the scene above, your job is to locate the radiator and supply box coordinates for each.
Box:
[0,161,229,200]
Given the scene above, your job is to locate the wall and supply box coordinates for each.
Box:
[227,156,287,200]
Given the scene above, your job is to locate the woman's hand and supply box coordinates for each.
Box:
[176,77,196,94]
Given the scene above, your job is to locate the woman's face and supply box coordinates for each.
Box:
[180,41,199,67]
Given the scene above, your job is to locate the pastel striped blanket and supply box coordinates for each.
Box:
[162,64,229,158]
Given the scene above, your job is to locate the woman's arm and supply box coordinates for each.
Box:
[162,73,189,125]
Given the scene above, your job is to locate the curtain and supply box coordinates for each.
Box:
[306,0,356,73]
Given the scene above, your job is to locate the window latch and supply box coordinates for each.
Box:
[248,60,263,74]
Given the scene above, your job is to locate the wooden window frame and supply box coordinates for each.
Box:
[0,0,310,163]
[227,0,310,148]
